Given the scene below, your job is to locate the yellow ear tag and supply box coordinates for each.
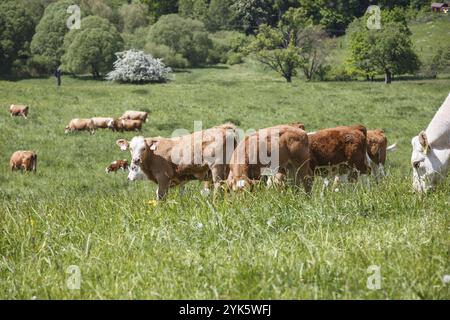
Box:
[423,145,429,155]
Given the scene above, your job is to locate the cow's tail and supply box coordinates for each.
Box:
[33,154,37,173]
[387,143,397,152]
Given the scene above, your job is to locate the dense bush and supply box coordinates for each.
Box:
[106,49,172,83]
[147,14,212,67]
[208,31,248,65]
[118,3,150,33]
[62,16,123,78]
[144,42,189,69]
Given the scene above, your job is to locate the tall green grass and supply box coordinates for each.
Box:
[0,65,449,299]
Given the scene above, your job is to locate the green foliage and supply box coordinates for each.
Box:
[347,12,421,84]
[208,31,248,65]
[178,0,208,21]
[422,45,450,78]
[118,3,150,33]
[0,0,35,75]
[80,0,115,22]
[144,42,189,68]
[147,14,212,67]
[140,0,178,20]
[205,0,235,32]
[19,0,58,24]
[30,0,75,74]
[62,16,123,77]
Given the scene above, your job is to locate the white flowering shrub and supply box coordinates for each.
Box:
[106,49,172,83]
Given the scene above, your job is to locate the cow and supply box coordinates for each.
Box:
[411,93,450,193]
[120,110,148,123]
[65,119,96,134]
[10,151,37,173]
[116,123,237,200]
[105,159,129,173]
[366,129,397,179]
[227,125,313,193]
[92,117,114,130]
[10,105,29,119]
[307,125,369,187]
[109,119,143,132]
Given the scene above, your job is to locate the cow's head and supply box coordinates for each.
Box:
[411,131,441,193]
[116,137,157,181]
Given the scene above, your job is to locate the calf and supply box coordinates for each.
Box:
[10,105,29,119]
[227,125,312,193]
[10,151,37,173]
[65,118,95,134]
[106,159,129,173]
[308,125,369,186]
[411,93,450,193]
[92,117,114,129]
[116,123,237,200]
[110,119,143,132]
[120,110,148,123]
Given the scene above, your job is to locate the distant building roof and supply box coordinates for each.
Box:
[431,3,449,8]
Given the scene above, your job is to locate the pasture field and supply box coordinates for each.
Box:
[0,64,449,299]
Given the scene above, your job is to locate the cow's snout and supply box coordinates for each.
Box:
[132,158,140,165]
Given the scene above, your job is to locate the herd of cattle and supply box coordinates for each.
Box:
[7,93,450,199]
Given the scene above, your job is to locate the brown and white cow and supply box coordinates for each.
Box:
[65,118,95,134]
[307,125,369,186]
[92,117,115,130]
[116,123,237,200]
[105,159,129,173]
[227,125,313,193]
[366,129,397,179]
[120,111,148,123]
[110,119,143,132]
[10,151,37,173]
[10,105,29,119]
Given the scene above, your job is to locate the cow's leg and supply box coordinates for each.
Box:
[201,180,211,196]
[292,163,313,194]
[210,165,225,192]
[156,176,170,200]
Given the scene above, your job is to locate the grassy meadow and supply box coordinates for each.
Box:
[0,63,449,299]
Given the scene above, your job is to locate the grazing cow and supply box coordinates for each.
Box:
[308,125,369,186]
[366,129,397,179]
[116,123,237,200]
[92,117,114,129]
[120,110,148,123]
[227,125,312,193]
[10,105,29,119]
[106,159,129,173]
[65,118,95,134]
[411,93,450,193]
[110,119,143,132]
[10,151,37,173]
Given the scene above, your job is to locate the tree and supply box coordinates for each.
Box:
[80,0,114,21]
[347,16,420,84]
[231,0,277,34]
[140,0,178,20]
[206,0,235,32]
[106,49,171,83]
[118,3,150,33]
[62,16,123,78]
[0,0,35,75]
[147,14,212,66]
[179,0,208,21]
[298,25,330,81]
[30,0,74,73]
[247,8,313,82]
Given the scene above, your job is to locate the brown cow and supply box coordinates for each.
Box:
[307,125,369,187]
[10,151,37,173]
[367,129,397,179]
[65,118,95,134]
[106,159,129,173]
[10,105,29,119]
[120,111,148,123]
[111,119,143,132]
[91,117,114,129]
[116,123,237,200]
[227,125,312,193]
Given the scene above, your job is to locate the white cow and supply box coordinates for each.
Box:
[411,93,450,193]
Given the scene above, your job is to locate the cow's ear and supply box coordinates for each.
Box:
[418,131,430,154]
[116,139,129,151]
[149,143,157,151]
